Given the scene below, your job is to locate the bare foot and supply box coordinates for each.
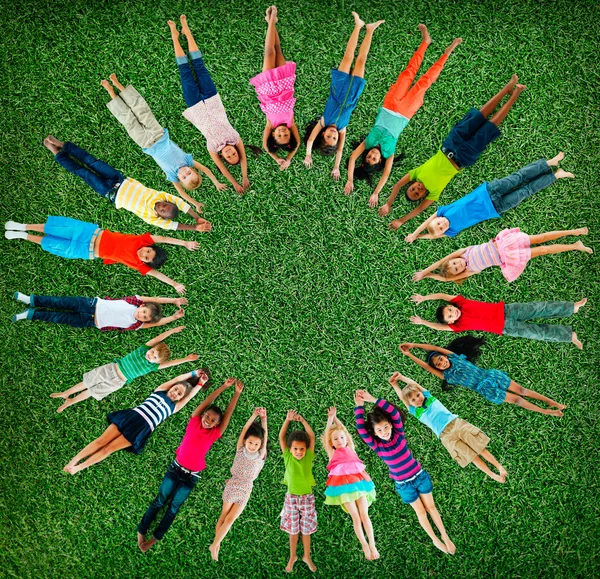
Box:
[56,401,72,413]
[180,14,191,36]
[499,465,508,479]
[302,555,317,572]
[352,11,365,28]
[575,240,593,254]
[167,19,179,35]
[209,542,220,561]
[370,546,380,560]
[46,135,64,151]
[575,227,589,236]
[361,541,372,560]
[554,402,567,410]
[572,332,583,349]
[444,37,462,55]
[513,83,527,95]
[265,6,272,21]
[389,219,403,230]
[547,151,565,166]
[490,472,506,483]
[63,464,77,474]
[137,532,146,548]
[100,79,116,99]
[574,298,587,313]
[270,5,278,23]
[140,537,157,553]
[443,536,456,555]
[549,409,564,417]
[366,20,385,32]
[49,392,66,399]
[507,74,518,91]
[285,555,297,573]
[109,73,125,91]
[418,23,431,45]
[554,168,574,179]
[433,537,449,553]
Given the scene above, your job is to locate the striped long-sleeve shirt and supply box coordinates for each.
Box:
[355,398,422,482]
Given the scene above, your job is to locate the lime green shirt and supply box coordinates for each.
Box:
[409,150,460,201]
[282,448,316,495]
[116,346,159,383]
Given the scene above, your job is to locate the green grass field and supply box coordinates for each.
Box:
[1,0,599,577]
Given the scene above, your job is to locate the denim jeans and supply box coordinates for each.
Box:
[138,462,198,540]
[503,301,574,342]
[488,159,556,215]
[177,51,218,108]
[54,142,125,201]
[30,295,98,328]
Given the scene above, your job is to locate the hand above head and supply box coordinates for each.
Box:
[331,168,341,181]
[175,297,188,307]
[410,295,425,304]
[216,182,228,191]
[344,181,354,195]
[368,193,379,208]
[399,343,412,354]
[195,221,212,232]
[354,390,365,406]
[409,315,424,326]
[174,283,186,295]
[378,204,390,217]
[222,377,236,388]
[172,325,186,333]
[173,308,185,320]
[358,389,376,403]
[234,379,244,394]
[405,234,416,243]
[279,159,291,171]
[388,372,402,385]
[185,241,200,250]
[412,271,425,282]
[327,406,337,419]
[286,409,297,421]
[234,182,244,194]
[193,202,204,213]
[242,177,250,190]
[186,353,199,361]
[303,155,313,168]
[256,407,267,418]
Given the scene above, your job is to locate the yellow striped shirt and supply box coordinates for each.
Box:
[115,178,190,230]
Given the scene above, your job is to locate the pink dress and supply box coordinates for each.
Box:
[249,61,297,128]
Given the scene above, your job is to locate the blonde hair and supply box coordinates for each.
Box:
[401,383,422,405]
[180,169,202,191]
[322,424,355,452]
[427,220,445,238]
[153,342,171,363]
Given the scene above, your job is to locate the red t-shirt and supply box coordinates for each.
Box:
[97,231,154,275]
[449,295,505,335]
[176,416,222,471]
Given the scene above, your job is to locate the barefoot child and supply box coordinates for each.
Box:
[412,227,591,283]
[250,6,300,170]
[322,407,378,560]
[279,410,317,573]
[406,154,574,241]
[382,76,526,229]
[344,25,461,206]
[11,292,185,331]
[303,12,384,179]
[209,407,268,561]
[400,340,566,416]
[4,217,198,294]
[168,15,251,194]
[410,293,587,349]
[101,74,221,210]
[138,377,243,552]
[50,326,196,412]
[43,137,212,231]
[354,389,455,554]
[392,372,507,483]
[63,369,208,475]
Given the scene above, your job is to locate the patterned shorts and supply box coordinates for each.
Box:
[280,493,317,536]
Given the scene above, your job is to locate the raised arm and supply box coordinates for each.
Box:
[146,269,186,295]
[150,234,199,251]
[281,122,301,168]
[158,353,199,370]
[219,379,244,435]
[145,325,185,347]
[399,343,444,379]
[304,119,323,165]
[368,155,395,208]
[354,390,376,448]
[209,151,243,193]
[237,409,261,450]
[177,207,212,232]
[389,372,425,407]
[263,121,282,165]
[411,293,457,304]
[331,129,347,181]
[409,315,453,331]
[344,141,366,195]
[296,413,316,452]
[137,296,188,306]
[238,138,250,190]
[171,180,202,212]
[174,378,205,413]
[412,248,467,281]
[193,160,227,191]
[389,200,434,229]
[279,410,294,453]
[258,408,268,459]
[406,213,439,243]
[378,173,410,216]
[155,370,196,391]
[191,377,235,418]
[323,407,337,458]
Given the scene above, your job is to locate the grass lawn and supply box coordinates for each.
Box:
[1,0,599,577]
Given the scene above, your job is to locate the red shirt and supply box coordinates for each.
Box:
[449,295,505,335]
[97,230,154,275]
[176,416,222,471]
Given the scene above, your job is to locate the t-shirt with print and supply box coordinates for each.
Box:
[449,295,505,335]
[176,416,222,472]
[97,231,155,275]
[142,128,194,182]
[282,448,316,496]
[116,345,159,383]
[409,390,458,438]
[409,150,460,202]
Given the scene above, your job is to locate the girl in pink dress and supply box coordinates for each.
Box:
[250,6,300,170]
[412,227,591,283]
[209,408,268,561]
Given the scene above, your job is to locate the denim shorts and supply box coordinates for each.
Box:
[394,470,433,504]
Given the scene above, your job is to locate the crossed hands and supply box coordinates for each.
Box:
[254,407,267,419]
[286,409,303,422]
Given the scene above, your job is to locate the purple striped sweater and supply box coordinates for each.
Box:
[355,398,422,482]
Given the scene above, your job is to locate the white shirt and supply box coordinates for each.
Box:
[95,298,138,329]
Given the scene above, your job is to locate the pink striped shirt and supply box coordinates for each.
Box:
[464,240,502,273]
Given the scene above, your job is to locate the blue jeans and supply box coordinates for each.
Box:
[503,301,574,342]
[488,159,556,215]
[177,50,218,108]
[54,142,125,201]
[394,470,433,504]
[30,295,98,328]
[138,462,198,540]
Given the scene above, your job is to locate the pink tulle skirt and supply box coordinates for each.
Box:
[249,62,296,128]
[495,227,531,282]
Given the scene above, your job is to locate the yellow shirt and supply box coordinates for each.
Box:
[115,178,190,230]
[409,150,460,202]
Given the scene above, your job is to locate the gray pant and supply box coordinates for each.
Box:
[106,85,164,149]
[488,159,556,215]
[503,301,574,342]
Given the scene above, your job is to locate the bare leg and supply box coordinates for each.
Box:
[351,20,385,78]
[345,500,372,559]
[270,7,286,68]
[508,380,566,410]
[26,234,44,245]
[489,84,526,127]
[108,74,125,92]
[530,241,592,258]
[339,12,365,74]
[471,455,505,483]
[409,497,448,553]
[56,390,92,413]
[529,228,588,245]
[444,37,463,56]
[480,449,507,478]
[262,8,278,72]
[420,493,455,554]
[554,168,574,179]
[214,502,234,535]
[301,534,316,572]
[50,381,87,398]
[479,75,517,118]
[504,392,563,416]
[356,496,378,559]
[574,298,587,313]
[167,20,186,58]
[180,15,199,53]
[43,136,63,155]
[210,503,244,561]
[100,79,117,99]
[67,435,131,474]
[64,424,122,470]
[572,332,583,349]
[24,224,46,232]
[286,534,298,572]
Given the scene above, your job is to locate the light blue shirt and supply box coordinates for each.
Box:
[142,128,194,182]
[364,107,409,158]
[409,390,457,438]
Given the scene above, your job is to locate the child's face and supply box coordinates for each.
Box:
[244,435,262,453]
[445,258,467,276]
[365,147,381,166]
[154,201,177,219]
[408,391,425,407]
[323,126,339,146]
[272,125,291,145]
[167,383,186,401]
[145,348,161,363]
[137,246,156,264]
[442,305,461,324]
[330,429,347,449]
[177,166,201,189]
[429,217,450,236]
[374,420,392,441]
[134,306,154,322]
[407,181,427,201]
[290,440,307,460]
[201,409,221,429]
[432,355,451,370]
[221,145,240,165]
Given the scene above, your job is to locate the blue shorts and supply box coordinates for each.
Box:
[394,470,433,504]
[442,108,501,168]
[41,216,100,260]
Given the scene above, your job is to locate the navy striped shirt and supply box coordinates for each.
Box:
[133,391,175,431]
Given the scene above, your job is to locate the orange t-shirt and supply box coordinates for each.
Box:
[97,231,154,275]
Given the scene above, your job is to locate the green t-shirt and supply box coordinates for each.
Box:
[282,448,316,495]
[409,149,460,202]
[364,107,410,159]
[116,345,159,383]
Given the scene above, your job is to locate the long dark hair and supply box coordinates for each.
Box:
[348,141,404,184]
[267,125,298,153]
[429,336,487,391]
[304,118,337,156]
[364,403,406,441]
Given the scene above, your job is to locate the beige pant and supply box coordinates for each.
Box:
[106,85,164,149]
[440,418,490,467]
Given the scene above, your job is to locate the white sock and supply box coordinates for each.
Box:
[4,231,27,240]
[5,221,26,230]
[14,292,31,305]
[12,309,31,322]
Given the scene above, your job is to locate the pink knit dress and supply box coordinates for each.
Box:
[249,62,297,128]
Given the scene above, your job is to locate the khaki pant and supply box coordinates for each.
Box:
[440,418,490,467]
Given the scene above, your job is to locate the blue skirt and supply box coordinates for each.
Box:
[107,409,152,454]
[322,69,366,130]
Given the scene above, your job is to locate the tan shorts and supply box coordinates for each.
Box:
[83,363,126,400]
[440,418,490,468]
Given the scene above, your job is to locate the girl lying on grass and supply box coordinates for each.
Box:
[304,12,384,180]
[392,371,507,483]
[400,339,566,416]
[355,389,455,554]
[50,326,196,412]
[168,15,251,194]
[380,76,526,228]
[250,6,300,171]
[43,137,211,231]
[344,25,461,206]
[209,407,268,561]
[322,406,378,560]
[412,227,591,283]
[405,154,574,242]
[4,217,198,294]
